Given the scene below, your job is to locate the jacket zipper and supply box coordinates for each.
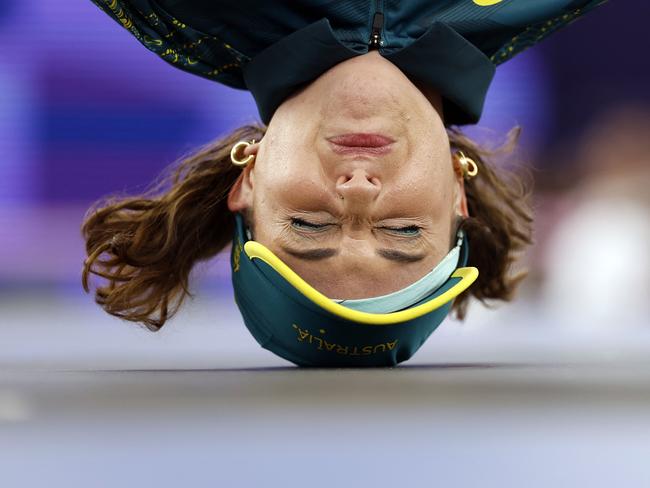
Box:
[368,1,384,50]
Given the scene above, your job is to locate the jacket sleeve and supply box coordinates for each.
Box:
[88,0,250,89]
[484,0,609,65]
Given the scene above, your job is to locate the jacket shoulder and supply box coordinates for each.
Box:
[89,0,250,89]
[433,0,609,65]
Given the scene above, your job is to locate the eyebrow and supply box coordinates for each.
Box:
[281,246,427,263]
[376,248,427,263]
[282,247,338,261]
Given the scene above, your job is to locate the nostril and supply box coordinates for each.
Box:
[336,175,350,186]
[336,170,380,187]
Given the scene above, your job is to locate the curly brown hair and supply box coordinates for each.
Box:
[81,123,533,331]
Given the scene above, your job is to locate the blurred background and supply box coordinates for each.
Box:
[1,2,650,486]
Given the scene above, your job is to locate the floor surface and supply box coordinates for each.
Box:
[2,289,649,487]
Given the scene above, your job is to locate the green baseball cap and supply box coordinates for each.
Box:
[231,214,478,367]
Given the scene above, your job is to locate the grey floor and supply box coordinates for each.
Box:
[2,288,650,487]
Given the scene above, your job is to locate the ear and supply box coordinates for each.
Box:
[452,153,469,218]
[227,140,261,212]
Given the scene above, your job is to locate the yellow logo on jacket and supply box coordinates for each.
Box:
[473,0,503,5]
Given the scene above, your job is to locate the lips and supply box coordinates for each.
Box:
[327,133,395,155]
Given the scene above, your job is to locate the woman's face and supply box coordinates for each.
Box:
[228,51,468,299]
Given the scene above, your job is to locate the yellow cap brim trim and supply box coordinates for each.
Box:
[244,241,478,325]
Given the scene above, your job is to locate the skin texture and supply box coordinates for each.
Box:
[228,51,469,299]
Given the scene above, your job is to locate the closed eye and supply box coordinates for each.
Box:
[290,217,333,232]
[290,218,422,238]
[380,225,422,237]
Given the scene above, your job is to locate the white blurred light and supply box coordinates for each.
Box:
[0,390,32,422]
[541,196,650,329]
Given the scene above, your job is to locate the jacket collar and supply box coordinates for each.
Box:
[242,18,494,126]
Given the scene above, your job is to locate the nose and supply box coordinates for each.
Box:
[335,169,382,206]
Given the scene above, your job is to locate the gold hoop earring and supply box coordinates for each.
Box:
[230,139,256,167]
[456,151,478,179]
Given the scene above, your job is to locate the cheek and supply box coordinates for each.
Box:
[253,160,331,215]
[395,156,455,202]
[384,166,456,225]
[255,126,319,188]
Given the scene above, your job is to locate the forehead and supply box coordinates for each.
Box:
[274,247,442,300]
